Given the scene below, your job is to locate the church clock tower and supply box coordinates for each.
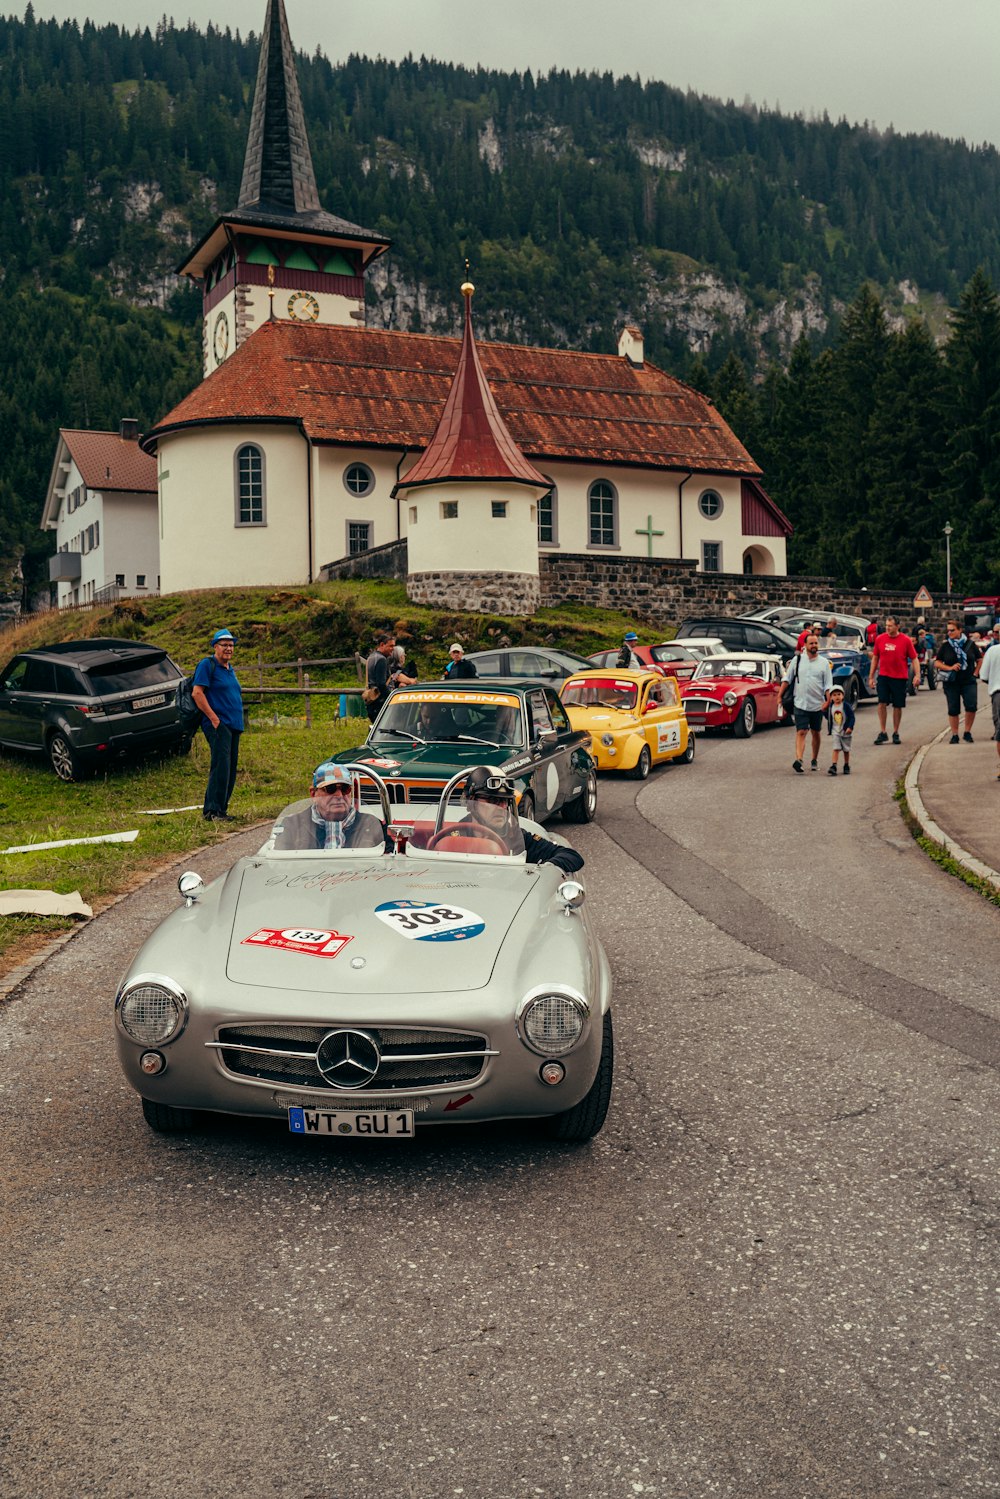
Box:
[178,0,390,377]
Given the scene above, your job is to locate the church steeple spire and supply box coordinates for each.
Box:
[238,0,320,214]
[178,0,390,378]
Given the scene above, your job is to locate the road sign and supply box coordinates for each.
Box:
[913,585,933,606]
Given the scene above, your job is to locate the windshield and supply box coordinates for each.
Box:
[264,799,525,861]
[694,658,768,680]
[562,678,638,710]
[372,691,524,748]
[649,645,694,663]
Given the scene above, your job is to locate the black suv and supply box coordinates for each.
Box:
[674,616,798,663]
[0,639,188,781]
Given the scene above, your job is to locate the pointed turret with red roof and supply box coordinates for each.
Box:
[395,280,551,615]
[393,281,550,492]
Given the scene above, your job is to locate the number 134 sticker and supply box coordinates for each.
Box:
[374,900,485,942]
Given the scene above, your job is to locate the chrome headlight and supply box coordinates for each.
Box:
[116,974,188,1045]
[600,733,615,747]
[517,987,590,1056]
[723,691,737,707]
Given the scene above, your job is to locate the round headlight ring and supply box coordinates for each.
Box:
[516,987,591,1057]
[723,691,737,707]
[116,974,188,1046]
[600,733,615,747]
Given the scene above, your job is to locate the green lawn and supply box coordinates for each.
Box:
[0,714,369,972]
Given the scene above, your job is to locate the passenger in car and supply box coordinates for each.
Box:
[274,764,388,851]
[461,767,584,873]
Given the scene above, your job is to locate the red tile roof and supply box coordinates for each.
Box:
[394,290,549,490]
[144,320,761,477]
[61,430,157,493]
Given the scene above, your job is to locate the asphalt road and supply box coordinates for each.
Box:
[1,691,997,1499]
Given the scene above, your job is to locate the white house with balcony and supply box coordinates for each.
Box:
[41,422,159,608]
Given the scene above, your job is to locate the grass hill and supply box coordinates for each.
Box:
[0,580,644,677]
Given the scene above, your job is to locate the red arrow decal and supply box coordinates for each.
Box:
[444,1093,475,1112]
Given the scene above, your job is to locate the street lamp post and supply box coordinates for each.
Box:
[943,522,953,596]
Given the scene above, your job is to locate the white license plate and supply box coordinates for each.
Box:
[132,693,166,710]
[288,1107,415,1138]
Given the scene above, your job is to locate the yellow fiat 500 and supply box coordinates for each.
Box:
[560,669,694,779]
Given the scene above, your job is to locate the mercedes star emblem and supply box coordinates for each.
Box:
[316,1028,381,1089]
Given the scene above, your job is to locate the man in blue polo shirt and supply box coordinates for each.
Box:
[192,629,244,822]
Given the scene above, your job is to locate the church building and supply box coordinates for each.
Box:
[141,0,790,614]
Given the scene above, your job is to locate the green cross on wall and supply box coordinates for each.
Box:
[635,514,664,557]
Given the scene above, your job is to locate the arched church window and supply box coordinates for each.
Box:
[588,480,618,547]
[235,445,266,526]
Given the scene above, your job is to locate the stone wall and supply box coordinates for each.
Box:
[408,570,541,616]
[322,538,408,582]
[539,553,960,636]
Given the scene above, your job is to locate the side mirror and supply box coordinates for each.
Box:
[537,726,558,743]
[178,871,204,906]
[558,879,585,914]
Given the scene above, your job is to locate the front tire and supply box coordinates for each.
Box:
[518,790,536,823]
[733,698,756,737]
[546,1012,614,1143]
[845,675,861,708]
[678,732,696,764]
[141,1097,195,1133]
[628,745,651,780]
[562,768,597,823]
[47,731,85,782]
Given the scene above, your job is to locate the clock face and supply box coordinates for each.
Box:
[287,290,320,323]
[213,310,230,365]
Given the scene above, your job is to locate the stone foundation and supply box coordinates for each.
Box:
[540,553,961,638]
[407,570,541,615]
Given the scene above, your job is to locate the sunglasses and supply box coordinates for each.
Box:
[475,794,509,807]
[318,783,352,795]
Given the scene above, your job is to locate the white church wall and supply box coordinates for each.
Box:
[157,425,310,593]
[406,482,541,578]
[313,447,403,565]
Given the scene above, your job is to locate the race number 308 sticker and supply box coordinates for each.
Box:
[242,927,353,958]
[374,899,485,942]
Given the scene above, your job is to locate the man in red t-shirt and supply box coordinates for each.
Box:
[869,616,919,744]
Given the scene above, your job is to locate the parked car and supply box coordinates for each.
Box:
[461,646,596,683]
[0,638,189,781]
[560,669,694,778]
[741,606,803,624]
[115,768,613,1143]
[678,652,786,736]
[674,616,799,663]
[329,678,597,825]
[587,640,724,681]
[772,611,871,647]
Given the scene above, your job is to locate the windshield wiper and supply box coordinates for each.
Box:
[454,733,502,748]
[378,727,427,744]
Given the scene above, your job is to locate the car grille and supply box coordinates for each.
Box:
[212,1022,490,1090]
[360,779,445,805]
[681,697,720,715]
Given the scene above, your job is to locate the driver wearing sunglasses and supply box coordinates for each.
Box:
[273,763,388,850]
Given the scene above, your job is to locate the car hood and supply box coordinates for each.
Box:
[333,741,524,780]
[224,856,537,992]
[564,705,642,733]
[680,678,750,695]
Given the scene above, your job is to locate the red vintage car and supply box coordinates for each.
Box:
[678,652,787,737]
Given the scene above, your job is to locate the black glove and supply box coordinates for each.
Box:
[525,833,584,873]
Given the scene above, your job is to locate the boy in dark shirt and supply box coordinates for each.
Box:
[825,685,855,775]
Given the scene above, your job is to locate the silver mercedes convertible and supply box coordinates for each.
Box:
[115,769,613,1144]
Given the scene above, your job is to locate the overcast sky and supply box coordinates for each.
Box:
[30,1,1000,149]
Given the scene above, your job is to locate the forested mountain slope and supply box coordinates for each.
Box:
[3,8,1000,594]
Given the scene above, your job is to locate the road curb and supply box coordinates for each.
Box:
[0,821,270,1002]
[904,730,1000,893]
